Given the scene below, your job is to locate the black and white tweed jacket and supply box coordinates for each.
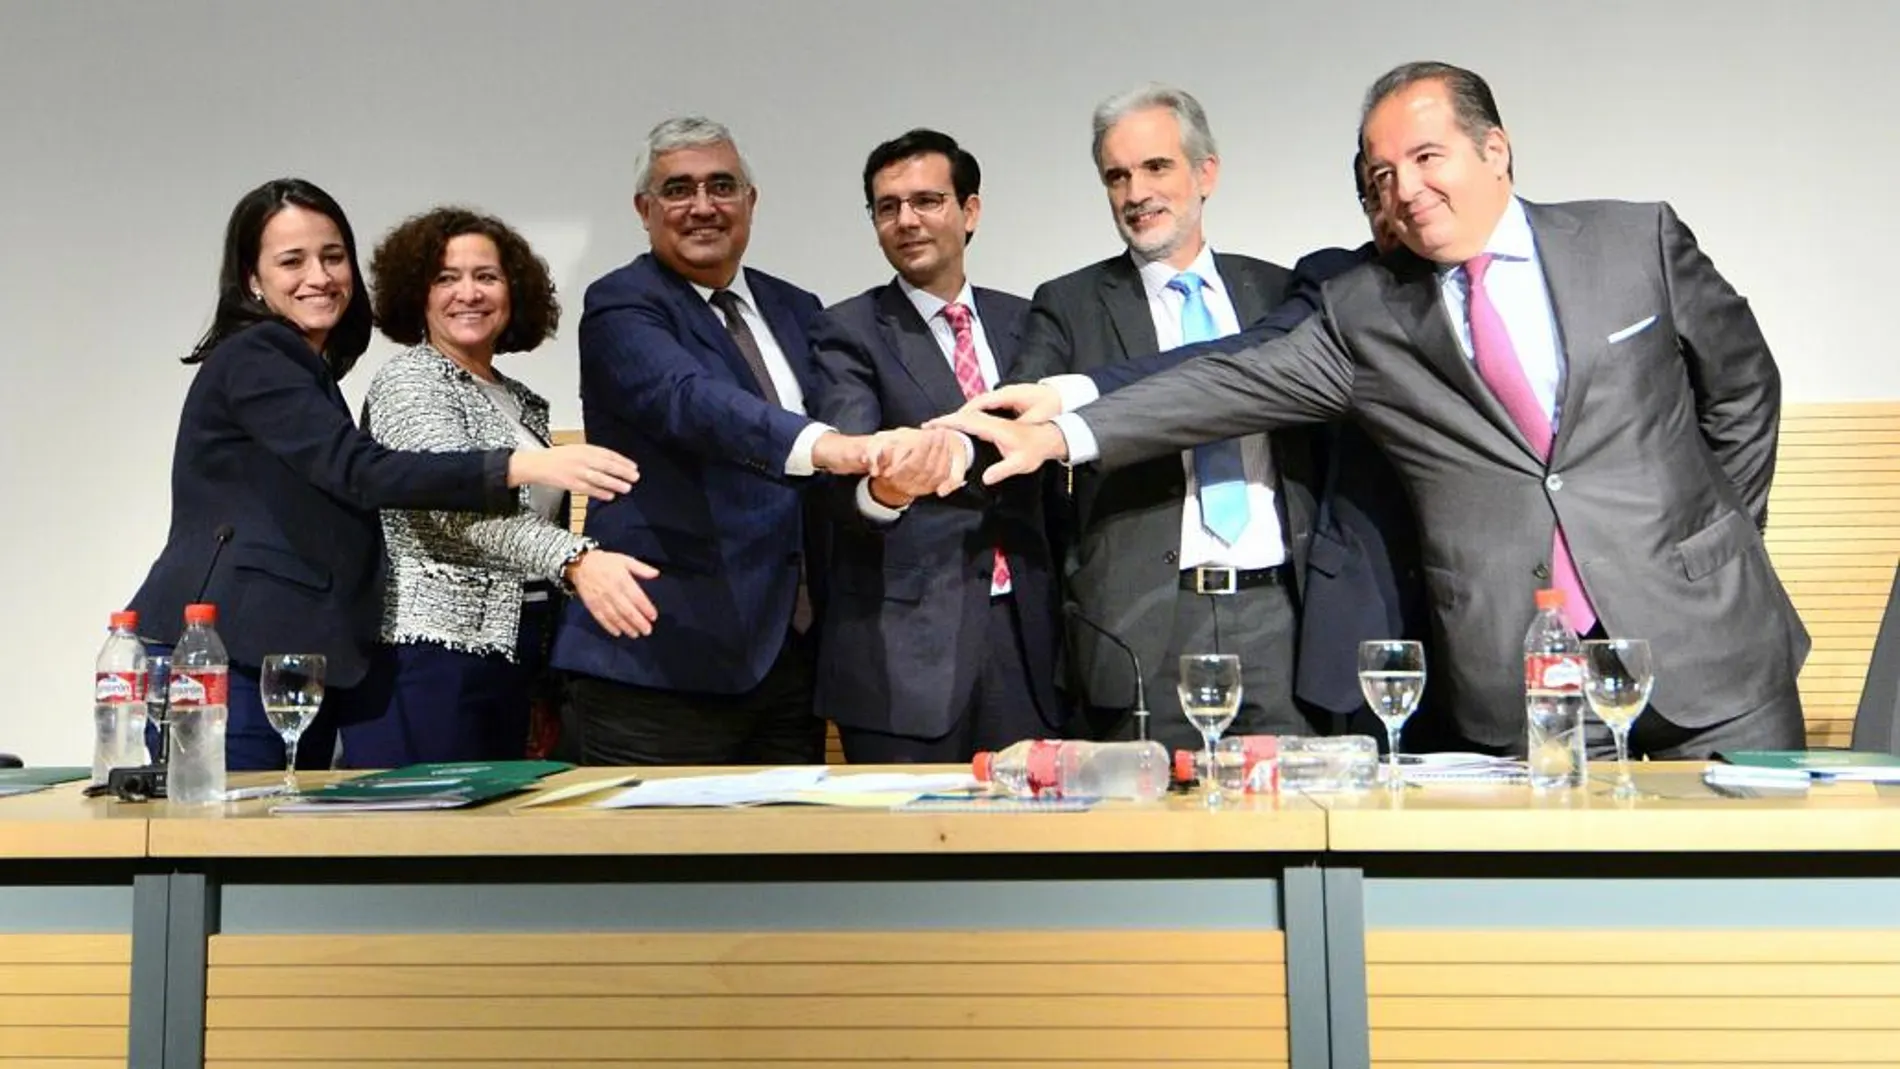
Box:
[362,344,591,661]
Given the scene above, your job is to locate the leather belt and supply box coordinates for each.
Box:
[1180,564,1289,595]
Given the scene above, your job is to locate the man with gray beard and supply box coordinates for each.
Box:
[1011,84,1317,752]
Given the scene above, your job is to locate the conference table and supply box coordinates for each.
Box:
[4,765,1900,1069]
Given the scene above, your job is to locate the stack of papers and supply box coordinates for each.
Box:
[1719,750,1900,783]
[589,768,980,809]
[1400,752,1528,785]
[273,760,571,814]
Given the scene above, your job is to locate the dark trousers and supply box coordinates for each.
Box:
[226,657,390,771]
[1091,578,1312,752]
[839,596,1051,764]
[1583,690,1806,760]
[562,631,825,766]
[339,600,551,768]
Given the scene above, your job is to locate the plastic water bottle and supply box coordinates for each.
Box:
[1173,736,1279,793]
[973,740,1169,801]
[92,611,149,786]
[167,603,229,804]
[1524,588,1586,790]
[1277,735,1381,792]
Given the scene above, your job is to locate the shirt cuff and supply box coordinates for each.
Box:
[1053,413,1101,464]
[855,477,908,523]
[1043,374,1101,413]
[784,422,833,477]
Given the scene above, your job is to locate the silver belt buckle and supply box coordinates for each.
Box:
[1194,566,1237,595]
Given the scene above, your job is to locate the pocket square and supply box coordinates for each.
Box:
[1606,315,1658,344]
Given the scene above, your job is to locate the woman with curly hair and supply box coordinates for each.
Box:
[345,207,660,765]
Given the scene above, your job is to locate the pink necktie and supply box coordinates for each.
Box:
[1464,254,1597,634]
[942,303,1011,593]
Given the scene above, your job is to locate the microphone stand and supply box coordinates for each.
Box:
[1063,603,1150,741]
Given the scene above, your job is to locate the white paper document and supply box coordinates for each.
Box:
[591,768,980,809]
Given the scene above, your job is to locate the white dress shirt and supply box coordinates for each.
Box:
[855,279,1008,595]
[1049,244,1287,570]
[1437,197,1568,430]
[692,271,830,475]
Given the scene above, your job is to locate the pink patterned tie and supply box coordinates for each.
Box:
[942,303,1011,592]
[1464,254,1597,634]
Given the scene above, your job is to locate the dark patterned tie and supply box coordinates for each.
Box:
[709,289,782,407]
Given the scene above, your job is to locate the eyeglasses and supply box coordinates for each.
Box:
[648,175,749,208]
[869,190,955,224]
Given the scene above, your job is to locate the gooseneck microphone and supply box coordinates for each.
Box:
[191,524,235,605]
[1062,602,1150,742]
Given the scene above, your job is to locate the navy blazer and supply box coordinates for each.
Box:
[1082,245,1432,716]
[128,322,512,686]
[550,254,826,694]
[808,282,1063,738]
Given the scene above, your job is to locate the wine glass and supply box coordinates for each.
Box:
[1178,654,1243,808]
[1358,640,1426,791]
[260,654,326,794]
[1582,639,1653,799]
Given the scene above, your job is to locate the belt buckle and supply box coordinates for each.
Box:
[1194,566,1237,595]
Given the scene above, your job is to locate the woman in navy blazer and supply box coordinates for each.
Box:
[129,178,639,772]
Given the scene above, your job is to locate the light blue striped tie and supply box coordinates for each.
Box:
[1168,272,1250,545]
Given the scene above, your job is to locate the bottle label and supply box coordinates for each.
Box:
[1024,740,1064,794]
[170,670,228,707]
[1526,652,1584,693]
[94,671,142,703]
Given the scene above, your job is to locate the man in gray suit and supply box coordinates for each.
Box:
[940,62,1808,759]
[1010,83,1312,753]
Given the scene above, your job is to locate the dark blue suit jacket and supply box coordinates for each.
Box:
[808,283,1063,738]
[1084,245,1431,716]
[550,254,826,694]
[129,322,512,686]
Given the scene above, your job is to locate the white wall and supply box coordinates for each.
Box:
[2,0,1892,762]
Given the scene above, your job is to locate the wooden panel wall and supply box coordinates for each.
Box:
[1367,930,1900,1066]
[203,930,1288,1067]
[1765,402,1900,747]
[0,933,129,1066]
[561,400,1898,750]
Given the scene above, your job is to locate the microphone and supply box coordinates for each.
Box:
[191,524,235,606]
[1063,602,1149,742]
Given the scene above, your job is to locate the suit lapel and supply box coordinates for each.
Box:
[657,262,762,393]
[1384,250,1541,462]
[1215,253,1271,326]
[876,282,969,414]
[745,269,819,401]
[1098,254,1159,361]
[973,287,1026,380]
[1524,202,1604,462]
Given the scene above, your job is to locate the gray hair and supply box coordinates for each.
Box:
[1090,83,1218,170]
[634,115,753,192]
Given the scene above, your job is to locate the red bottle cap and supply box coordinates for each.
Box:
[109,610,138,630]
[183,603,218,625]
[1534,588,1565,611]
[972,752,994,782]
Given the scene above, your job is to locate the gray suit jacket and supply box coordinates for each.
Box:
[1014,251,1311,715]
[1077,200,1809,746]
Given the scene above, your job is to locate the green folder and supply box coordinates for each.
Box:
[0,766,90,797]
[275,760,572,812]
[1721,750,1900,781]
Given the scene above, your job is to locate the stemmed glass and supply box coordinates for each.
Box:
[1582,639,1653,799]
[1358,640,1426,791]
[1178,654,1243,808]
[260,654,326,795]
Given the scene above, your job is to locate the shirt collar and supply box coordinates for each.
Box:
[1135,241,1226,302]
[898,276,976,325]
[692,269,757,314]
[1438,196,1536,276]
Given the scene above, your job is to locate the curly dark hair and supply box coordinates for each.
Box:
[370,207,560,354]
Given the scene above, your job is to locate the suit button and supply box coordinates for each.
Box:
[1545,473,1564,492]
[1163,549,1179,565]
[1533,562,1551,580]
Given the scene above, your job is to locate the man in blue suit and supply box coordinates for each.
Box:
[808,129,1065,762]
[552,116,887,765]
